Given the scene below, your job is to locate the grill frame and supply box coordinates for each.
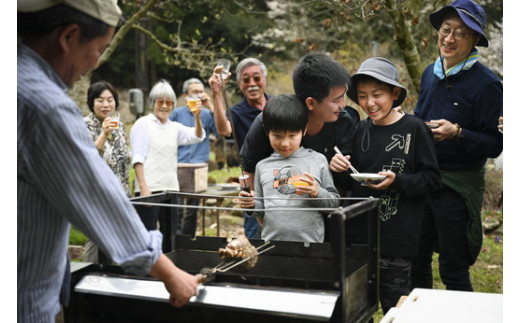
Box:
[64,194,380,323]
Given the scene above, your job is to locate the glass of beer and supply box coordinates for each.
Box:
[108,111,120,128]
[187,96,201,113]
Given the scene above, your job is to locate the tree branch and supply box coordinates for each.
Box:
[98,0,160,67]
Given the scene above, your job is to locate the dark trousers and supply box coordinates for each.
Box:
[379,257,412,314]
[134,192,180,252]
[411,186,473,291]
[181,198,200,237]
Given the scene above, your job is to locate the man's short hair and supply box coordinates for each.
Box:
[182,78,204,94]
[17,4,110,41]
[292,53,351,103]
[263,94,308,134]
[236,58,267,82]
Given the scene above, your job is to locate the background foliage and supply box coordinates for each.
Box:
[76,0,502,115]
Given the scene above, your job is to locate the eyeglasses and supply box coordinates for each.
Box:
[156,99,174,108]
[438,25,473,41]
[242,76,262,84]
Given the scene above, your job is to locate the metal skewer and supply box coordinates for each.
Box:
[197,241,275,283]
[334,146,359,174]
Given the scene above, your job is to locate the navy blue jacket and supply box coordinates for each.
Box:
[414,61,502,171]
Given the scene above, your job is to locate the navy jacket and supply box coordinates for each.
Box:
[414,61,503,171]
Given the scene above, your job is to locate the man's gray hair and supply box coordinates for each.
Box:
[182,78,204,94]
[149,79,177,108]
[235,58,267,82]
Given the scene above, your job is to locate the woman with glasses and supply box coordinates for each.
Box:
[411,0,502,292]
[130,79,205,232]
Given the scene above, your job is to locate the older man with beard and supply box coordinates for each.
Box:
[209,57,269,238]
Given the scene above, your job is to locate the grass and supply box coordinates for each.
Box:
[207,166,242,184]
[69,226,88,246]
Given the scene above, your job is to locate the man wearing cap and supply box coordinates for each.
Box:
[411,0,503,292]
[17,1,199,322]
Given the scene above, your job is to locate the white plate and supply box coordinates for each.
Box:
[350,173,386,183]
[216,183,240,190]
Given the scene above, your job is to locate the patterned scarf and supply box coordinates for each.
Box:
[434,48,479,80]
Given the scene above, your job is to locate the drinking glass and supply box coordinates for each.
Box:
[216,59,231,80]
[187,96,201,113]
[108,111,120,127]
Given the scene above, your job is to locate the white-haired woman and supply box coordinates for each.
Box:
[130,79,205,233]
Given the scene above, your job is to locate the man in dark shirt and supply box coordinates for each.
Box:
[208,57,270,238]
[240,53,360,194]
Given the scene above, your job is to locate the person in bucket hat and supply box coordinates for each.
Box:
[346,57,407,110]
[331,57,441,314]
[18,1,199,322]
[411,0,503,293]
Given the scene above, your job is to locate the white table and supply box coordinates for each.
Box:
[380,288,502,323]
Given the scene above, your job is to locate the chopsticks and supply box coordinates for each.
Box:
[334,146,359,174]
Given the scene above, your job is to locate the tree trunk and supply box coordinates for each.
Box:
[384,0,423,93]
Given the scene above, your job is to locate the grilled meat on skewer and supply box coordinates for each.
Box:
[217,229,258,272]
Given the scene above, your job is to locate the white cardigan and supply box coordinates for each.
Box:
[130,113,205,193]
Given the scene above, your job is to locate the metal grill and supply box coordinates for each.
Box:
[64,195,380,323]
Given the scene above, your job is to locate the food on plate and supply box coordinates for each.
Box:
[218,229,258,271]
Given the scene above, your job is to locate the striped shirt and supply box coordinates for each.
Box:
[17,42,162,323]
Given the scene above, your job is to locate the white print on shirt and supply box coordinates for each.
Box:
[385,133,412,155]
[380,158,405,221]
[272,166,307,196]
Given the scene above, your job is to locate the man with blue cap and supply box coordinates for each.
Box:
[17,1,199,322]
[411,0,503,292]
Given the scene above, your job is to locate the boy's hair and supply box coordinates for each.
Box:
[263,94,308,134]
[355,74,396,91]
[292,53,351,104]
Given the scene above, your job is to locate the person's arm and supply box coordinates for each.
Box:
[199,91,214,113]
[93,116,118,150]
[208,68,232,136]
[134,162,151,196]
[148,254,199,307]
[240,113,273,176]
[130,118,150,195]
[175,119,206,145]
[26,100,198,306]
[194,111,204,139]
[311,155,340,208]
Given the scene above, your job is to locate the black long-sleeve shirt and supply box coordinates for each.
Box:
[347,114,442,257]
